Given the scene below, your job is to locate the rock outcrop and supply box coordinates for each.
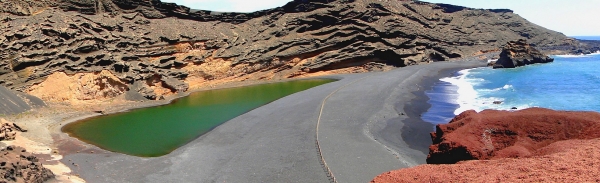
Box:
[0,118,27,141]
[372,108,600,182]
[0,0,593,101]
[0,146,55,183]
[493,39,554,68]
[372,138,600,183]
[427,108,600,164]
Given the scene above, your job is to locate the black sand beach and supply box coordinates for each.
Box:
[59,60,487,183]
[0,86,45,115]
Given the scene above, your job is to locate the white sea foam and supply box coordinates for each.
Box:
[480,84,514,92]
[440,69,529,115]
[439,69,481,115]
[553,54,590,58]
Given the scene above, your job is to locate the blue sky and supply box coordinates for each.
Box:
[163,0,599,36]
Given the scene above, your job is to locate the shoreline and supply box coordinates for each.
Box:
[3,59,489,183]
[371,61,489,166]
[2,75,343,182]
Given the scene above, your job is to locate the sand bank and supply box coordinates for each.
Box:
[4,60,486,183]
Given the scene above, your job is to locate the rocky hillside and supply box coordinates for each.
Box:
[0,0,589,101]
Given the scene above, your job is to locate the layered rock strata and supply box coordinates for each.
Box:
[0,0,591,102]
[493,39,554,68]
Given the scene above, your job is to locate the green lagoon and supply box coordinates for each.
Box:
[63,79,334,157]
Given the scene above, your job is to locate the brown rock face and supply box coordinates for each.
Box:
[493,39,554,68]
[0,146,55,183]
[372,108,600,183]
[0,118,27,141]
[0,0,591,101]
[427,108,600,164]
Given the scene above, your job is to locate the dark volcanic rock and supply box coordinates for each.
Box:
[128,81,156,100]
[0,145,55,183]
[0,0,589,100]
[427,108,600,164]
[493,39,554,68]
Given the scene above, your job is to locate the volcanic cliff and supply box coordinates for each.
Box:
[0,0,595,102]
[493,39,554,69]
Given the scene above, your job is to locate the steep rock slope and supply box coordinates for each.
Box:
[0,0,581,101]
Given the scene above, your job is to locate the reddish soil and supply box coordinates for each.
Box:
[428,108,600,164]
[372,138,600,183]
[372,108,600,183]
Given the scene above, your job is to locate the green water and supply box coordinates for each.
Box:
[63,79,334,157]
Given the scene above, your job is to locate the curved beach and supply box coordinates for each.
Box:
[58,60,486,183]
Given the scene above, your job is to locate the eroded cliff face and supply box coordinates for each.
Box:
[0,0,587,102]
[493,39,554,68]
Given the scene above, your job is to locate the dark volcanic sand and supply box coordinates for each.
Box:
[60,60,487,183]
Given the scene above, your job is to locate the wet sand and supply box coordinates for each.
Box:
[7,60,486,183]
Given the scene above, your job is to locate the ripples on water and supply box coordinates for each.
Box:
[423,52,600,125]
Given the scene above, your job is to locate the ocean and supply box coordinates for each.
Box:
[573,36,600,40]
[422,43,600,125]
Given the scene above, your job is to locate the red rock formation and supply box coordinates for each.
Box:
[372,138,600,183]
[428,108,600,164]
[372,108,600,182]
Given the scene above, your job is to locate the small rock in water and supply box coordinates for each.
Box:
[511,107,518,110]
[493,101,503,104]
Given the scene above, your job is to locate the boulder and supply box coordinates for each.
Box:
[427,108,600,164]
[493,39,554,68]
[128,81,157,100]
[0,146,55,183]
[161,77,189,93]
[0,119,27,141]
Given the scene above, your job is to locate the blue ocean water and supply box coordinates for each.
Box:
[422,52,600,125]
[573,36,600,40]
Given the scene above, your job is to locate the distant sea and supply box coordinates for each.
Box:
[422,36,600,125]
[572,36,600,40]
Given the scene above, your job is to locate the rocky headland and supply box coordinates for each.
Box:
[0,0,596,103]
[492,39,554,69]
[372,108,600,182]
[0,0,599,182]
